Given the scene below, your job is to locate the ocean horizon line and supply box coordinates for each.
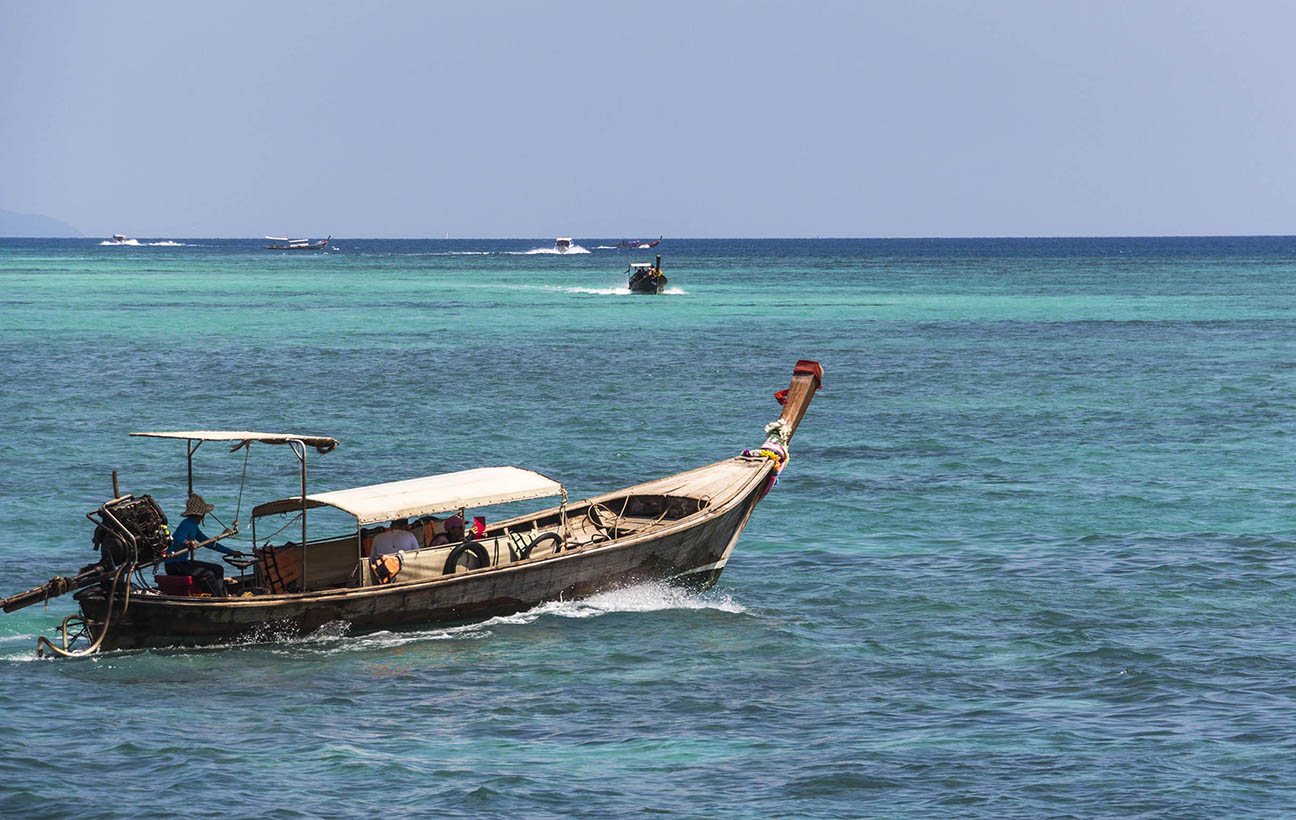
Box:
[3,233,1296,241]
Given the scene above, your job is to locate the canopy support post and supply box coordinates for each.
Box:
[186,439,204,495]
[289,440,308,592]
[559,486,568,545]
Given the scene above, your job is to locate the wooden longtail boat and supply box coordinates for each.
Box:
[265,235,330,250]
[3,361,823,656]
[615,236,662,249]
[627,254,668,294]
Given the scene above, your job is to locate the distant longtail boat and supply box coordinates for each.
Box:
[265,235,330,250]
[615,235,662,249]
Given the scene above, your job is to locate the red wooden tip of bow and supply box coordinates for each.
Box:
[793,360,824,388]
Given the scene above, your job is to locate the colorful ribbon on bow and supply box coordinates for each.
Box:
[743,419,793,497]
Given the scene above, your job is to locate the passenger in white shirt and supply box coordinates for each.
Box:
[371,518,419,559]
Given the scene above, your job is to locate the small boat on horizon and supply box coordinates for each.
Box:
[265,235,330,251]
[615,235,662,249]
[554,237,574,253]
[104,234,140,245]
[628,254,668,294]
[1,361,823,656]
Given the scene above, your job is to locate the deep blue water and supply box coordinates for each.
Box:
[0,236,1293,818]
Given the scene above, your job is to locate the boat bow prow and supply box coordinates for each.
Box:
[774,360,824,443]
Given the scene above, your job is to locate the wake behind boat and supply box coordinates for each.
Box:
[2,361,823,656]
[265,235,330,250]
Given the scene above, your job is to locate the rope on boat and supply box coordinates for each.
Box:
[203,444,252,539]
[233,443,250,525]
[255,512,303,542]
[46,576,71,598]
[587,497,672,540]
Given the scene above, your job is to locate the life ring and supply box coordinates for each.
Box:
[443,542,490,574]
[520,532,563,560]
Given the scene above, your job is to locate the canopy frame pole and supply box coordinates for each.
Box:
[560,486,568,544]
[186,439,204,495]
[288,440,308,592]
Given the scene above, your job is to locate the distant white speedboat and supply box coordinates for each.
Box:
[103,234,139,246]
[554,237,573,253]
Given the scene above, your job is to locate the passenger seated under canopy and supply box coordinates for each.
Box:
[430,514,466,546]
[370,518,418,558]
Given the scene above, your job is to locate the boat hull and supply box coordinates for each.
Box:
[628,273,666,294]
[75,462,769,650]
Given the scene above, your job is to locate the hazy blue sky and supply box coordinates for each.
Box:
[3,0,1294,238]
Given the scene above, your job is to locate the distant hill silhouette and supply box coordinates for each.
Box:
[0,208,82,237]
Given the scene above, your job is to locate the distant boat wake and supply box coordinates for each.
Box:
[511,245,592,255]
[99,239,187,247]
[502,284,688,296]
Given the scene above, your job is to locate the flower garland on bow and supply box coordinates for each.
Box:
[743,418,793,496]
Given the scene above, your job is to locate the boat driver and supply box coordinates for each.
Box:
[165,493,239,596]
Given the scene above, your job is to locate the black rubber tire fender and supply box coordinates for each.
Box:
[443,542,490,574]
[520,532,563,560]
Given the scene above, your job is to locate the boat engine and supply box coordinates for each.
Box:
[91,495,170,570]
[0,494,171,620]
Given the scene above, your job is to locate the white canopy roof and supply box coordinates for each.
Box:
[131,430,340,454]
[252,466,563,526]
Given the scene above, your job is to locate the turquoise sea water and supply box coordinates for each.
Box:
[0,236,1293,818]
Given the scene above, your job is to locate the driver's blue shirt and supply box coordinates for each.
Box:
[167,516,234,571]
